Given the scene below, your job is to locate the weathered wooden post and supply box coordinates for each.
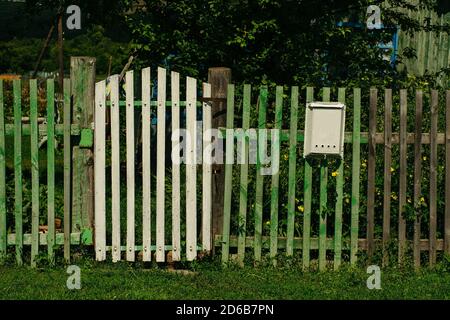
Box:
[208,67,232,253]
[71,57,96,243]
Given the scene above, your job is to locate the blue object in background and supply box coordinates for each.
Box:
[336,21,400,67]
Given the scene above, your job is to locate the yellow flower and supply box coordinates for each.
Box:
[423,156,427,161]
[283,154,289,161]
[407,198,412,204]
[391,193,398,201]
[390,167,395,173]
[345,198,350,204]
[420,197,425,203]
[332,171,339,177]
[265,221,270,225]
[297,205,304,212]
[361,160,367,168]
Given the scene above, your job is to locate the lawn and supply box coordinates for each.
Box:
[1,262,450,300]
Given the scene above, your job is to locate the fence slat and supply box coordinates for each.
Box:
[398,89,408,264]
[413,90,423,269]
[156,69,167,262]
[221,84,235,264]
[46,79,56,265]
[171,71,181,261]
[318,87,330,271]
[383,89,392,267]
[0,80,5,261]
[110,75,121,262]
[333,88,345,270]
[202,82,212,253]
[238,84,251,264]
[142,68,152,262]
[254,86,267,262]
[63,79,71,263]
[126,71,136,262]
[350,88,361,265]
[94,80,106,261]
[429,90,438,266]
[30,79,39,267]
[367,88,377,260]
[286,86,298,256]
[71,57,95,235]
[270,86,283,265]
[186,75,197,261]
[446,90,450,254]
[302,87,314,271]
[14,80,23,265]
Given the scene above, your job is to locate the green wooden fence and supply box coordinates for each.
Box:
[397,1,450,87]
[0,58,95,266]
[1,68,450,271]
[218,85,450,270]
[0,78,76,266]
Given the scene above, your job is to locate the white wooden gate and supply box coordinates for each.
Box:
[94,67,212,262]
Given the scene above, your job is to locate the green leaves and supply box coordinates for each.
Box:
[122,0,448,88]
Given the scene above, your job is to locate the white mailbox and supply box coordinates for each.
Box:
[303,102,346,158]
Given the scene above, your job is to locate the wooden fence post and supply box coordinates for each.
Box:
[208,67,232,252]
[71,57,96,240]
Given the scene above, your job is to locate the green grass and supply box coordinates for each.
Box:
[1,262,450,300]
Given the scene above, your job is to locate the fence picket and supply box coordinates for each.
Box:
[126,71,136,262]
[30,80,39,267]
[333,88,345,270]
[383,89,393,267]
[237,84,251,265]
[221,84,235,264]
[350,88,361,265]
[0,80,5,261]
[171,72,181,261]
[186,76,197,261]
[63,79,71,263]
[110,75,121,262]
[413,90,423,269]
[446,90,450,254]
[270,86,283,265]
[286,86,298,256]
[202,82,212,253]
[367,88,377,260]
[14,80,23,265]
[399,89,408,263]
[429,90,438,266]
[156,68,167,262]
[142,68,152,262]
[319,87,330,271]
[46,79,55,264]
[94,80,106,261]
[254,86,267,262]
[302,87,314,271]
